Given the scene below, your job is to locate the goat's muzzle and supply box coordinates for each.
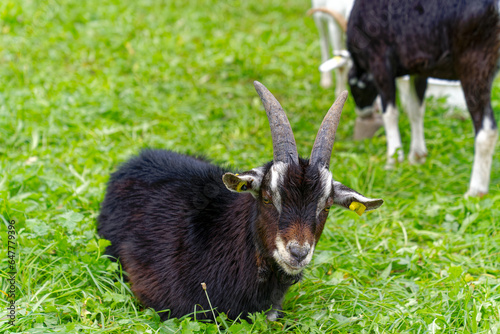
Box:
[273,236,314,275]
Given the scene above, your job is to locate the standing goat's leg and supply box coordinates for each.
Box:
[460,61,498,196]
[383,103,404,167]
[313,14,332,88]
[405,76,428,164]
[374,66,404,167]
[326,17,346,96]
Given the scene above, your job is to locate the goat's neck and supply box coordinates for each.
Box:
[231,194,303,285]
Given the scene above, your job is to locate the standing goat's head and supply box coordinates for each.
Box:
[348,66,379,115]
[223,81,383,275]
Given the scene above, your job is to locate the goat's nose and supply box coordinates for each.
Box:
[289,245,309,263]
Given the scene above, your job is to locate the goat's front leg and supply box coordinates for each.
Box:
[402,76,428,164]
[468,114,498,197]
[266,307,282,322]
[383,103,404,167]
[467,112,498,197]
[461,63,498,196]
[377,72,403,167]
[266,291,285,321]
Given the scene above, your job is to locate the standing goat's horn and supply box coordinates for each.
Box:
[310,91,348,168]
[306,8,348,32]
[254,81,299,165]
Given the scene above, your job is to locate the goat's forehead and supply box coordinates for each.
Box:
[264,162,332,197]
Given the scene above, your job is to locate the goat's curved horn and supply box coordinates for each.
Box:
[254,81,299,165]
[306,8,347,32]
[310,91,348,168]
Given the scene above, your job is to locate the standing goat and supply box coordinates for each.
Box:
[97,82,383,321]
[346,0,499,196]
[309,1,467,142]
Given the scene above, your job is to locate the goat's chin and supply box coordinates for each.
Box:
[272,251,308,276]
[281,263,306,276]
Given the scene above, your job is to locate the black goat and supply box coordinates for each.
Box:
[344,0,499,196]
[97,82,383,321]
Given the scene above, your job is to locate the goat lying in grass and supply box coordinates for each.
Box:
[97,82,383,321]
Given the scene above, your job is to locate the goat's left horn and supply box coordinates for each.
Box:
[310,90,348,168]
[254,81,299,165]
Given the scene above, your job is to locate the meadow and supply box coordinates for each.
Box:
[0,0,499,332]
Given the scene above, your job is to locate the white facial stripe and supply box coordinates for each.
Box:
[272,235,314,275]
[468,116,498,196]
[269,162,287,213]
[317,168,333,217]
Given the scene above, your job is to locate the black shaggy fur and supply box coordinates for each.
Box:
[345,0,499,196]
[347,0,500,129]
[98,150,308,320]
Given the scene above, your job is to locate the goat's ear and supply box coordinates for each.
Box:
[332,181,383,216]
[222,169,264,196]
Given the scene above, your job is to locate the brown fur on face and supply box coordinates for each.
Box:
[253,159,333,273]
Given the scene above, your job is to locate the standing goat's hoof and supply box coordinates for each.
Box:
[464,189,487,198]
[408,151,428,164]
[385,149,404,169]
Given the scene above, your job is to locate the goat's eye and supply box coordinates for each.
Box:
[323,207,330,213]
[262,197,271,205]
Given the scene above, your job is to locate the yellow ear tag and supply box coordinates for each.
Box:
[236,181,247,192]
[349,201,366,216]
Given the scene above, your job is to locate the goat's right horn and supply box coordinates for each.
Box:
[310,91,348,168]
[254,81,299,165]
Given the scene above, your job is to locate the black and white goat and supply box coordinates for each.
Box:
[345,0,499,196]
[97,82,383,321]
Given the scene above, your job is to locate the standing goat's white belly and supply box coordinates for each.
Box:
[398,76,467,111]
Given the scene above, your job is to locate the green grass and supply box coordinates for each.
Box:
[1,0,499,332]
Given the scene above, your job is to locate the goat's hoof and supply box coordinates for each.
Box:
[266,309,282,322]
[384,158,402,170]
[464,189,487,198]
[385,153,404,170]
[384,163,396,170]
[409,151,427,165]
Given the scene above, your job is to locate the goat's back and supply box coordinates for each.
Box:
[348,0,499,79]
[98,149,231,254]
